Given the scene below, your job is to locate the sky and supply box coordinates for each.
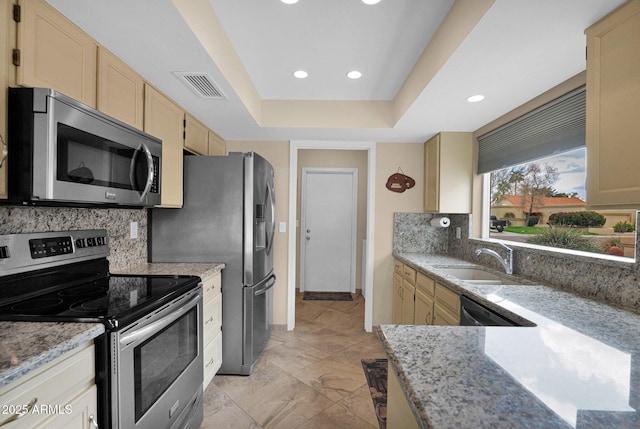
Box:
[543,147,586,200]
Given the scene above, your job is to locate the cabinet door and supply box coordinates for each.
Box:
[414,288,433,325]
[424,134,440,212]
[16,0,97,107]
[0,0,11,199]
[144,84,184,207]
[97,47,144,129]
[208,130,226,156]
[433,305,459,326]
[184,113,209,155]
[392,272,403,324]
[387,368,420,429]
[586,1,640,208]
[35,385,98,429]
[401,281,415,325]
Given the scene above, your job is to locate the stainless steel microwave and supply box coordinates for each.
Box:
[7,87,161,207]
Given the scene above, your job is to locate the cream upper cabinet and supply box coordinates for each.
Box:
[184,113,209,155]
[144,84,185,207]
[208,130,226,156]
[15,0,97,107]
[97,46,144,129]
[424,132,473,213]
[585,0,640,209]
[0,1,13,199]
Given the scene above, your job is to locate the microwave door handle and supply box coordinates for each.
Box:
[129,142,154,202]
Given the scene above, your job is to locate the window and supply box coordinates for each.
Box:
[479,87,636,261]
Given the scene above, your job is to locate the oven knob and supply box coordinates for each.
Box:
[76,238,86,248]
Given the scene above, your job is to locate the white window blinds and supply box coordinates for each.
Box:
[477,86,586,174]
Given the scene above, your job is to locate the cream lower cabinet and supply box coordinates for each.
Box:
[414,272,435,325]
[387,367,420,429]
[202,271,223,389]
[433,282,460,325]
[0,342,98,429]
[144,84,185,207]
[392,271,403,324]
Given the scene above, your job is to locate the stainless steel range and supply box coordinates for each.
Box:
[0,230,204,429]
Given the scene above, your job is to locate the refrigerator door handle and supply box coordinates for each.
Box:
[266,181,276,254]
[254,275,276,296]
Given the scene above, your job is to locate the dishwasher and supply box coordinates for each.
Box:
[459,295,520,326]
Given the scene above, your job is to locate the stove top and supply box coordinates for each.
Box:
[0,229,201,329]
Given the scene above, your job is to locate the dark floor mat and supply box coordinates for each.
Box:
[303,292,353,301]
[361,358,387,429]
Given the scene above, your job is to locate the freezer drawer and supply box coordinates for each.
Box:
[242,274,275,374]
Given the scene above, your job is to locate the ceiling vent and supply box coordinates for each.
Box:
[173,72,227,100]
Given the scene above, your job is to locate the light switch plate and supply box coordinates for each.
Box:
[279,222,286,233]
[130,221,138,239]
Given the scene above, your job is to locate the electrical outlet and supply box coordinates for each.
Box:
[279,222,286,233]
[456,227,461,239]
[130,221,138,239]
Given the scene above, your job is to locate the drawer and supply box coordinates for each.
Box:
[203,292,222,345]
[202,272,221,303]
[402,265,416,285]
[416,272,435,296]
[435,282,459,316]
[393,259,403,274]
[0,343,95,429]
[203,331,222,388]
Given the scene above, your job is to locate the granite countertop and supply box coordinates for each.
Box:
[380,252,640,429]
[0,262,224,390]
[0,322,104,388]
[115,262,225,278]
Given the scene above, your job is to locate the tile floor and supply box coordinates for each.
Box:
[202,292,386,428]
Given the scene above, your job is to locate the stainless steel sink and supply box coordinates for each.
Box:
[438,267,526,285]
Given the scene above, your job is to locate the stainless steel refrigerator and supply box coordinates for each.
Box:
[150,152,275,375]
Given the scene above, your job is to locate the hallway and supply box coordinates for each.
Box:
[202,292,386,428]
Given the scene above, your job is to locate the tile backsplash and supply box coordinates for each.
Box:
[394,212,640,314]
[0,206,147,271]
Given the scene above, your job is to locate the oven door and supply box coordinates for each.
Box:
[34,89,161,206]
[112,287,203,429]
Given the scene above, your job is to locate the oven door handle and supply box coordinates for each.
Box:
[119,293,200,347]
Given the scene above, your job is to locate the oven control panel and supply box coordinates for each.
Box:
[0,229,109,276]
[29,236,73,259]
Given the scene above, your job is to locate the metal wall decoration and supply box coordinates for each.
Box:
[385,168,415,193]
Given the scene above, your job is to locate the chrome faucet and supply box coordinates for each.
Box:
[475,243,513,275]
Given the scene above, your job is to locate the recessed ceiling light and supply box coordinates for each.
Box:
[466,94,485,103]
[293,70,308,79]
[347,70,362,79]
[281,0,299,4]
[362,0,381,4]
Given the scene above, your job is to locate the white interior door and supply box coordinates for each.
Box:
[300,168,358,293]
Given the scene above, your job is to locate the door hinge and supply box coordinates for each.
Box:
[13,4,21,23]
[12,49,20,66]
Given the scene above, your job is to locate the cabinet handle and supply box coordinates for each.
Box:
[89,414,99,428]
[205,316,214,324]
[205,357,215,368]
[0,397,37,427]
[0,134,7,169]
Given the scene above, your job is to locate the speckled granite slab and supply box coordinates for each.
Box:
[114,262,225,279]
[382,253,640,428]
[0,322,104,388]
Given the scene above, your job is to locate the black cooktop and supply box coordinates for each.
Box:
[0,259,201,329]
